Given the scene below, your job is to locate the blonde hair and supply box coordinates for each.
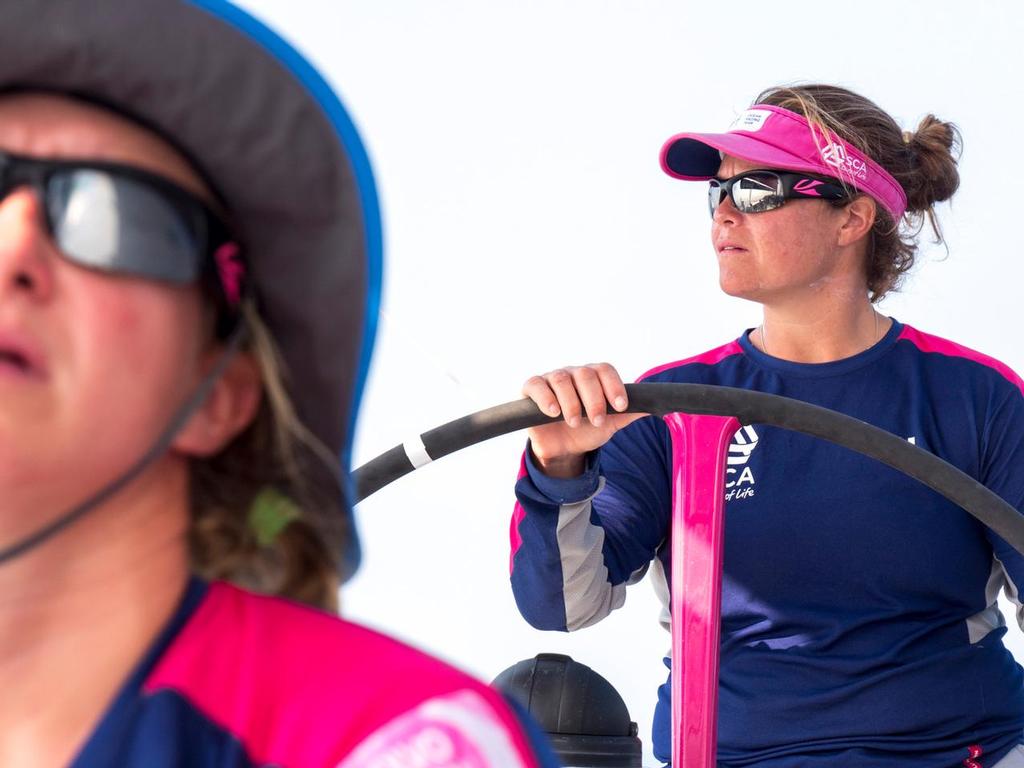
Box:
[755,84,962,301]
[188,301,344,612]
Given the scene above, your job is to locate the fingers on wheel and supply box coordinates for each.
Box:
[591,362,628,413]
[545,368,586,427]
[523,364,627,428]
[571,366,610,427]
[522,374,562,418]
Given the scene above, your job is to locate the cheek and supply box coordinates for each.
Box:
[81,282,199,368]
[60,278,206,443]
[754,213,833,279]
[0,281,207,518]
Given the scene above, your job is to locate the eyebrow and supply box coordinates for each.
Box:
[714,168,777,182]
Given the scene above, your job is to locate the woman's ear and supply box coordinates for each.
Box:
[171,349,262,457]
[836,195,877,247]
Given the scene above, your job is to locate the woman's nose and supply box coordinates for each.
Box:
[0,187,55,302]
[712,193,741,225]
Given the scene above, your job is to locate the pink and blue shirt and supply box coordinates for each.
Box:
[72,579,558,767]
[511,320,1024,767]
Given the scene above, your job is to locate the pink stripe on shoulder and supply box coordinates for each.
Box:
[637,340,744,382]
[898,325,1024,395]
[510,453,529,574]
[144,583,538,767]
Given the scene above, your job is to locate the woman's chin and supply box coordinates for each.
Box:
[718,277,766,303]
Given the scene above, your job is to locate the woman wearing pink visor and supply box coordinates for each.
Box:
[510,84,1024,767]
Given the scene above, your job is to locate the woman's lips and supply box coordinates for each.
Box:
[717,243,748,254]
[0,331,46,379]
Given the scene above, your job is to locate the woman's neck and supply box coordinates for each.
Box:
[752,291,892,364]
[0,462,190,768]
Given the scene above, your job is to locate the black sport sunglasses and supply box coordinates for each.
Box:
[708,169,850,217]
[0,150,244,311]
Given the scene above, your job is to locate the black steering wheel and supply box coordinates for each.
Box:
[354,382,1024,556]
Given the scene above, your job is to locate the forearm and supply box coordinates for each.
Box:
[510,434,663,631]
[510,455,621,631]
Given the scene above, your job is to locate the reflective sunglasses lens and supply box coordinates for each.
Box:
[732,173,784,213]
[47,169,204,283]
[708,180,724,217]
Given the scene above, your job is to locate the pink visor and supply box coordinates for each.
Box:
[660,104,907,220]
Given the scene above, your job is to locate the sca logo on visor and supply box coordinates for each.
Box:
[821,143,868,181]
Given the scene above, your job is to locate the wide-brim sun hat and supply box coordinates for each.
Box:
[660,104,907,220]
[0,0,382,580]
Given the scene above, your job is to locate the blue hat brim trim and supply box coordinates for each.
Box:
[189,0,383,573]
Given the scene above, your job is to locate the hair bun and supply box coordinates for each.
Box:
[903,114,961,210]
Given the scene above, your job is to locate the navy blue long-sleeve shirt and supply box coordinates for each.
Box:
[510,321,1024,767]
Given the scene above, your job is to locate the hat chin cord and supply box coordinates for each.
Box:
[0,321,249,566]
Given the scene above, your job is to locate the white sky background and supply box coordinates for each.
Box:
[238,3,1022,764]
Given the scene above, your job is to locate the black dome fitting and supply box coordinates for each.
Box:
[493,654,642,767]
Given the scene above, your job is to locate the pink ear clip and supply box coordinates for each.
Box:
[214,242,245,307]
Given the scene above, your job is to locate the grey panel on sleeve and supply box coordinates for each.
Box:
[996,555,1024,631]
[556,479,648,631]
[967,558,1009,643]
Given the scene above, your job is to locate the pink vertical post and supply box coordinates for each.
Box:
[662,413,740,768]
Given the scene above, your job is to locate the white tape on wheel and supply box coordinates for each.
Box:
[403,435,433,469]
